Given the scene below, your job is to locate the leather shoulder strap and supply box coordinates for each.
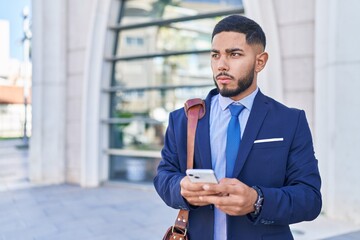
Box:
[184,98,206,119]
[184,98,205,169]
[170,98,205,233]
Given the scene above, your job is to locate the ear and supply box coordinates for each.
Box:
[255,52,268,73]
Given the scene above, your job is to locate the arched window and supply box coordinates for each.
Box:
[104,0,244,182]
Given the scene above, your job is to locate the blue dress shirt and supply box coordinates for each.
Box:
[209,88,258,240]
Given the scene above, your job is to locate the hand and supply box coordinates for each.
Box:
[198,178,258,216]
[180,176,220,206]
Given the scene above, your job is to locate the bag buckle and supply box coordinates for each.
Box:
[171,225,187,237]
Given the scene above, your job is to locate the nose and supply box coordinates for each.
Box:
[217,57,229,72]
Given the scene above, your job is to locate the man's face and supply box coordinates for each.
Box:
[211,31,258,100]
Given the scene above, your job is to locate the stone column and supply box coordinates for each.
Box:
[29,0,67,183]
[315,0,360,224]
[80,0,119,187]
[244,0,316,130]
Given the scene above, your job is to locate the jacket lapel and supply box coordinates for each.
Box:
[232,91,270,178]
[194,89,217,169]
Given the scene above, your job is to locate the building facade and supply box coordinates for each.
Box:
[29,0,360,224]
[0,19,32,139]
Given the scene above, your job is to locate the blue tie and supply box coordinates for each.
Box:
[226,104,245,178]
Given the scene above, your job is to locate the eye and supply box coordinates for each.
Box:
[231,52,242,57]
[211,53,219,58]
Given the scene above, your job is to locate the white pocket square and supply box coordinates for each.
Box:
[254,138,284,144]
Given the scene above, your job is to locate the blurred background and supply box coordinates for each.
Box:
[1,0,360,238]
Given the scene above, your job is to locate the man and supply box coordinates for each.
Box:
[154,15,321,240]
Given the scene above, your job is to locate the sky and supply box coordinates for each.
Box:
[0,0,31,60]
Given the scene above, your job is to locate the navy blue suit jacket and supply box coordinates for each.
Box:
[154,89,322,240]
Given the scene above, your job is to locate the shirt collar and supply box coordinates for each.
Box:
[219,87,259,111]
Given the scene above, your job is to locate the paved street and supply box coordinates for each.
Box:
[0,183,360,240]
[1,140,360,240]
[0,183,177,240]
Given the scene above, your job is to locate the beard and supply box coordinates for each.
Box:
[213,67,255,98]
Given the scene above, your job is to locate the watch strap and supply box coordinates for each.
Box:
[252,186,264,216]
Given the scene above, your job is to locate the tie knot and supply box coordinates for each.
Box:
[228,104,244,117]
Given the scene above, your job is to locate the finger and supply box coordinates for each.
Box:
[181,189,219,198]
[199,195,233,206]
[200,193,249,206]
[189,194,222,206]
[202,183,235,194]
[181,176,208,191]
[203,181,248,195]
[186,197,210,206]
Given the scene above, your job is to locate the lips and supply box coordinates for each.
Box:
[216,76,232,84]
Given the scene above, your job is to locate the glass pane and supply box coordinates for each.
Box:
[116,18,214,57]
[106,0,245,183]
[109,85,212,115]
[112,53,212,87]
[121,0,243,23]
[109,156,161,182]
[108,116,164,151]
[108,84,212,148]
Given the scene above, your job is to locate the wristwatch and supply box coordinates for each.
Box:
[251,186,264,216]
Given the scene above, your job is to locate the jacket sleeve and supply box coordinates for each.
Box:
[153,111,190,210]
[253,110,322,225]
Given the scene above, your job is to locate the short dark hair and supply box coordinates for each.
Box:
[212,15,266,49]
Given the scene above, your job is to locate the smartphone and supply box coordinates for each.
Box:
[186,169,218,184]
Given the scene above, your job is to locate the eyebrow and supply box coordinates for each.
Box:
[211,48,244,53]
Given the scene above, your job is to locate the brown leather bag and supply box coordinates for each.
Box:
[162,98,206,240]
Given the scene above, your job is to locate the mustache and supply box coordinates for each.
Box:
[215,72,235,79]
